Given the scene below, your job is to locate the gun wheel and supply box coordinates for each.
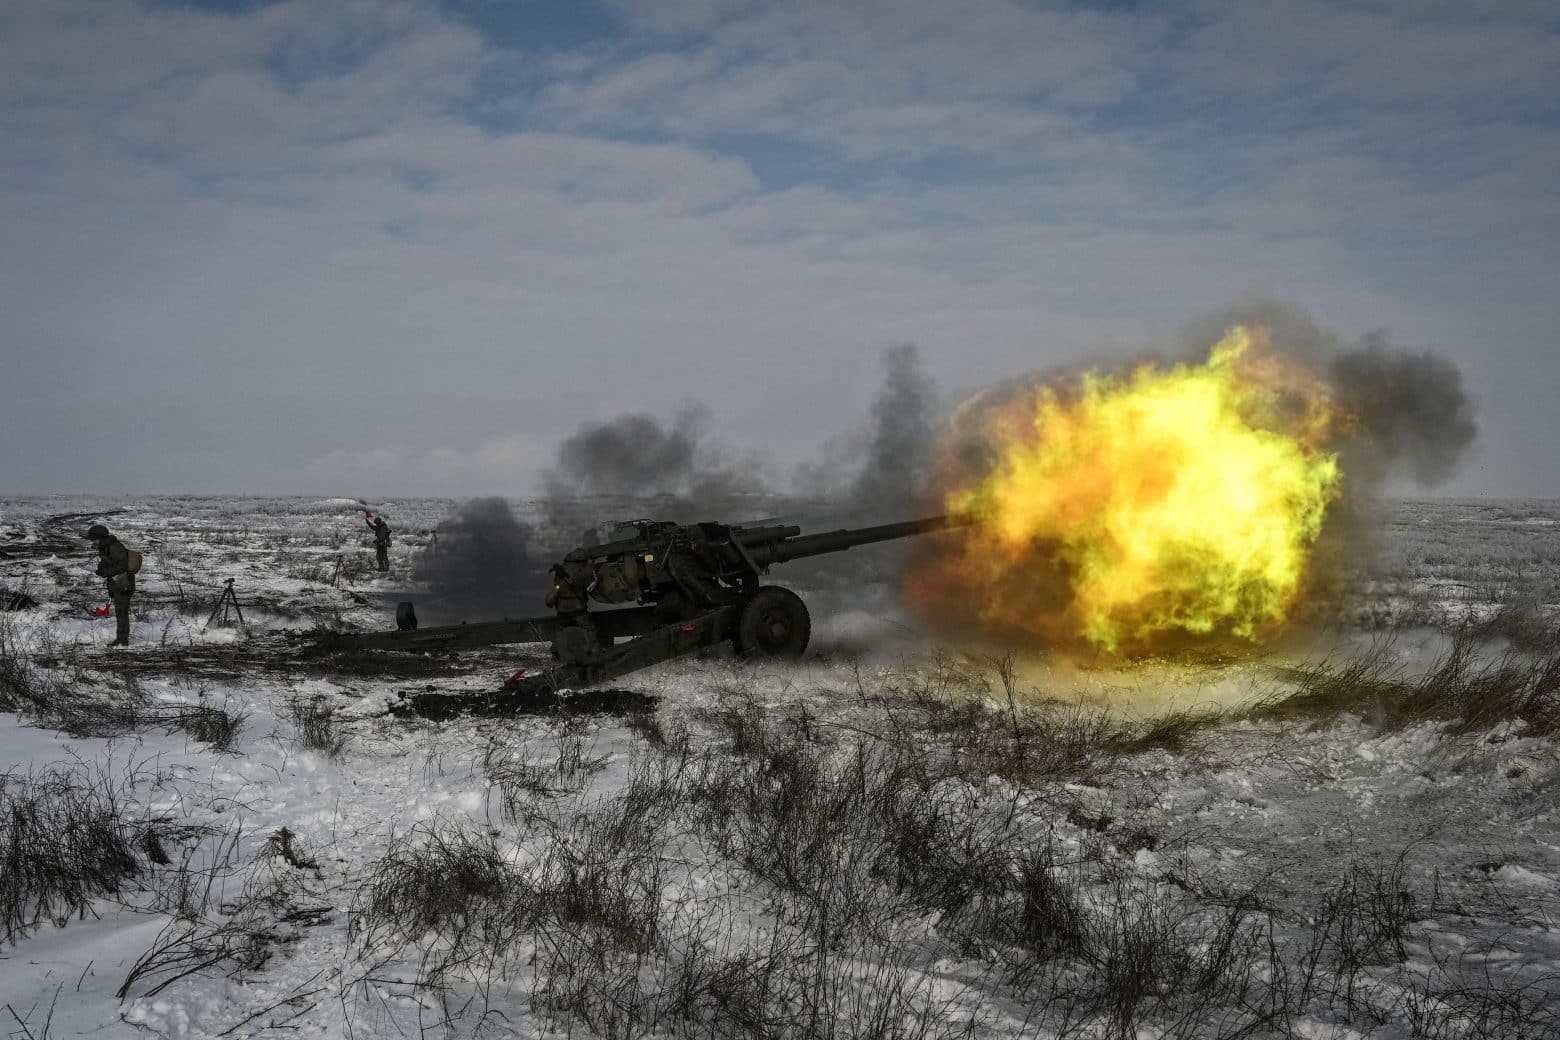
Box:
[735,586,811,658]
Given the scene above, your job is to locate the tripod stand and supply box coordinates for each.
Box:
[206,578,246,629]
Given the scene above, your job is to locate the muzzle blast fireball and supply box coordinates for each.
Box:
[908,325,1348,655]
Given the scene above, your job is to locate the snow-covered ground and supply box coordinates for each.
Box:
[1,496,1557,1039]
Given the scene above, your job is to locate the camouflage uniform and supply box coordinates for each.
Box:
[545,556,599,662]
[367,516,392,571]
[91,528,134,645]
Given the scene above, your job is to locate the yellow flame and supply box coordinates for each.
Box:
[913,326,1343,653]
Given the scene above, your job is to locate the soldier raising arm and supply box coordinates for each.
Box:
[365,512,392,572]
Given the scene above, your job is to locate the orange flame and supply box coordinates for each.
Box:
[909,326,1345,653]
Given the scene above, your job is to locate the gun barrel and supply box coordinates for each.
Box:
[746,514,972,567]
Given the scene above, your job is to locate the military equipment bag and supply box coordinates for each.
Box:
[127,549,143,574]
[592,555,642,604]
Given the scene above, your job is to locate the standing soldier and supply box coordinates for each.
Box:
[87,523,135,646]
[365,511,392,572]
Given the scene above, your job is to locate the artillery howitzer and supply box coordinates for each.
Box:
[314,513,970,716]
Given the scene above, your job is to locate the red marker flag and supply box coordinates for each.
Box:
[94,603,112,618]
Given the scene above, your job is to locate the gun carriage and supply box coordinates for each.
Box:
[313,514,970,715]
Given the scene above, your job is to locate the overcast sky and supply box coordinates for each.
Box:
[2,0,1557,498]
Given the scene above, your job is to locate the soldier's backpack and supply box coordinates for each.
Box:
[127,549,143,575]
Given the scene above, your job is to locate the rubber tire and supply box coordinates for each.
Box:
[734,586,811,658]
[552,624,598,664]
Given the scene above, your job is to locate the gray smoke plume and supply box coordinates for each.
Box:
[796,344,940,517]
[541,349,944,523]
[412,497,547,622]
[1328,333,1478,487]
[405,351,946,633]
[847,344,939,514]
[1179,299,1478,488]
[540,403,774,522]
[1178,298,1343,366]
[779,344,944,602]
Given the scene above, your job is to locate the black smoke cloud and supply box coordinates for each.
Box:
[540,403,774,522]
[411,497,546,622]
[1181,299,1478,489]
[534,346,946,528]
[410,350,947,623]
[1329,334,1477,487]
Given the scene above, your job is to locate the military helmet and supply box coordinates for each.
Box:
[87,523,109,541]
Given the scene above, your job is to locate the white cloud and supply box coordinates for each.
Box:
[1171,0,1559,112]
[541,0,1157,162]
[0,0,1556,495]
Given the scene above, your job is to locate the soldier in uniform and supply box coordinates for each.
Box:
[545,556,600,662]
[365,512,392,571]
[87,523,134,646]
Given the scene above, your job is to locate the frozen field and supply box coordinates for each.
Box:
[1,495,1558,1039]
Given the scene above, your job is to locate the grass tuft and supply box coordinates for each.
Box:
[287,694,347,757]
[167,696,247,753]
[1257,631,1560,737]
[0,766,166,945]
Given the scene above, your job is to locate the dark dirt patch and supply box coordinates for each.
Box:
[392,685,660,721]
[33,639,547,684]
